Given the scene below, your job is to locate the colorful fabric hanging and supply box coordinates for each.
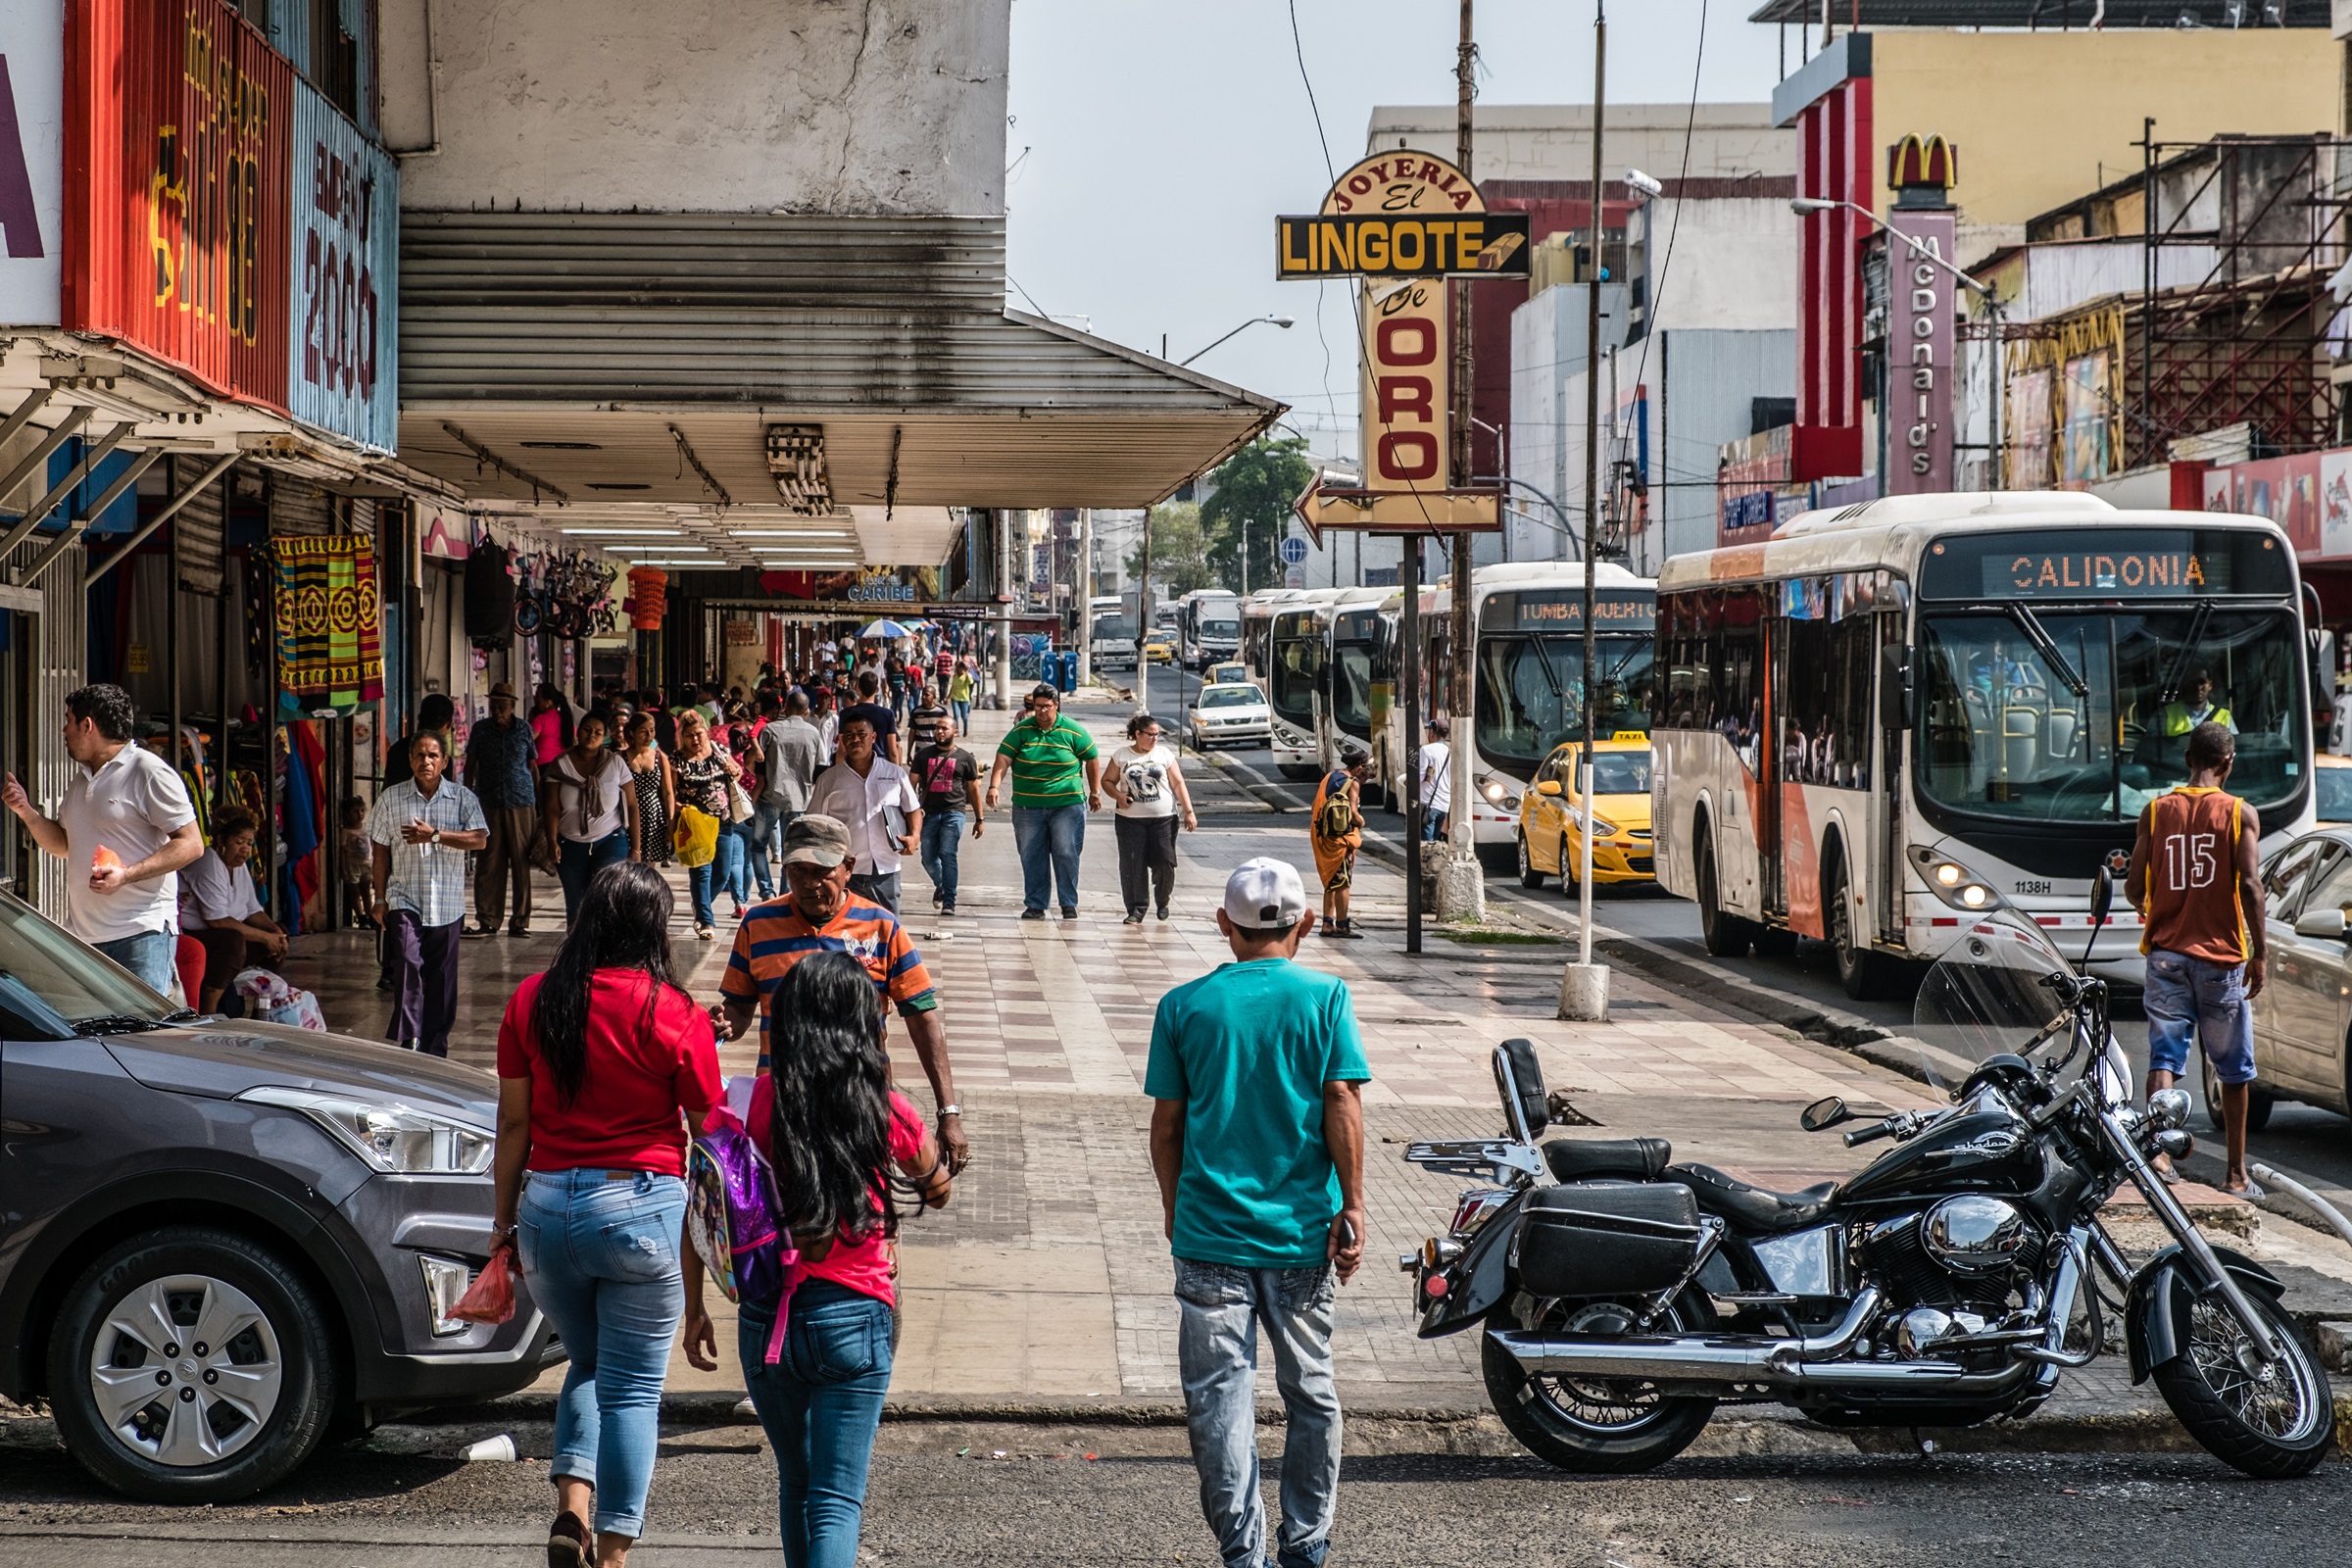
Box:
[270,535,383,711]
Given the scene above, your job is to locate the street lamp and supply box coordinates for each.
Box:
[1178,314,1296,367]
[1789,195,2007,489]
[1474,474,1587,562]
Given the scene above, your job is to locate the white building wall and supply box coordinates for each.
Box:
[382,0,1010,214]
[1637,197,1797,334]
[1366,104,1792,180]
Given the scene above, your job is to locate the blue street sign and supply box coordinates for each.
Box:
[1279,534,1309,565]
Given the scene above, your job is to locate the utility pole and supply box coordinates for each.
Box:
[1076,508,1095,685]
[1559,1,1610,1022]
[1438,0,1486,920]
[1136,503,1153,715]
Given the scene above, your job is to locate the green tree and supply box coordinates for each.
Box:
[1201,436,1316,594]
[1123,501,1227,597]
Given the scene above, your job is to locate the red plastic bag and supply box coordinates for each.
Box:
[450,1244,517,1325]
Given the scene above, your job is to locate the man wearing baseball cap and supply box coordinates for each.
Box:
[1146,857,1369,1568]
[715,813,969,1170]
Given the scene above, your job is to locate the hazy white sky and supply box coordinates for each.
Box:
[1004,0,1790,459]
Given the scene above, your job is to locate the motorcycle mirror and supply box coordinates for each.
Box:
[1799,1096,1854,1133]
[2090,865,2115,926]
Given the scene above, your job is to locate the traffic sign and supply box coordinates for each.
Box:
[1278,535,1308,566]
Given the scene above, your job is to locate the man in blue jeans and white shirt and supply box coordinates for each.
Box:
[1148,858,1369,1568]
[4,682,203,993]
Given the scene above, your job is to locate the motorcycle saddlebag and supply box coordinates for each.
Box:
[1517,1183,1704,1298]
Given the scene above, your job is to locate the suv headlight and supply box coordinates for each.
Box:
[1906,846,2004,912]
[241,1086,496,1174]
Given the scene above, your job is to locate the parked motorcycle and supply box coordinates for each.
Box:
[1402,872,2332,1477]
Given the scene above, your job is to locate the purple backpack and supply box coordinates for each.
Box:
[685,1079,804,1360]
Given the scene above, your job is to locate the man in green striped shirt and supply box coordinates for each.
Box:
[985,683,1103,919]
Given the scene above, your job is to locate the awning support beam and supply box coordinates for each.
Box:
[443,421,568,503]
[0,386,55,455]
[0,404,93,537]
[79,451,239,590]
[0,416,130,562]
[24,446,166,588]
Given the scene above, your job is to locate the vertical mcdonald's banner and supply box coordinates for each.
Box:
[64,0,294,412]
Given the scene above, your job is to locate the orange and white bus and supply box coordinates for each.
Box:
[1650,494,2318,999]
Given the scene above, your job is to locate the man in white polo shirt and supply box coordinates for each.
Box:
[2,683,204,992]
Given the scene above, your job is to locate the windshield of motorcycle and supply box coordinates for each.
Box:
[1911,911,2078,1090]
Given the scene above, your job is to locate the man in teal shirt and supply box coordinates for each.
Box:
[1147,857,1368,1568]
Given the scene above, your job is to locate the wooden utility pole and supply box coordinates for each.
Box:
[1443,0,1483,909]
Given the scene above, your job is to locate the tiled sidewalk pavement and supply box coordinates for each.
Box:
[284,695,2334,1424]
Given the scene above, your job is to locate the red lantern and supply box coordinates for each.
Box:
[627,566,667,630]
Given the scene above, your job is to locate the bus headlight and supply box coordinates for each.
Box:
[1907,846,2004,912]
[1479,776,1509,806]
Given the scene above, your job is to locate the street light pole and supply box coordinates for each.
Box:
[1177,315,1296,367]
[1790,195,2005,489]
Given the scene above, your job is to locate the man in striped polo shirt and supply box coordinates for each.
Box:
[985,683,1102,920]
[715,813,970,1170]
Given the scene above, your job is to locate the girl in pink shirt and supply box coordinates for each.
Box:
[681,951,950,1565]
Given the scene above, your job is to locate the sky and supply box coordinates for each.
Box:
[1004,0,1791,464]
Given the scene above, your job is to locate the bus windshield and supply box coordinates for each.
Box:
[1332,641,1375,733]
[1475,634,1656,773]
[1200,618,1239,638]
[1272,633,1321,727]
[1915,608,2304,823]
[1092,614,1137,643]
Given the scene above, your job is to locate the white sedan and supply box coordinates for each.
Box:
[1187,682,1272,749]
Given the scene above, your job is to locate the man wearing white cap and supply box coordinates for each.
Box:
[1146,857,1369,1568]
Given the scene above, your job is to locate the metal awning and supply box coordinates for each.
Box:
[395,212,1284,523]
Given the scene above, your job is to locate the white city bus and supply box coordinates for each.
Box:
[1089,595,1137,671]
[1266,589,1346,778]
[1410,562,1660,863]
[1321,587,1404,806]
[1650,493,2319,1000]
[1177,588,1242,668]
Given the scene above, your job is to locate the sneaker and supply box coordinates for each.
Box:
[1020,908,1047,921]
[510,926,533,938]
[1060,906,1079,920]
[1122,912,1144,925]
[1155,906,1170,922]
[462,923,496,939]
[933,889,945,907]
[695,923,715,941]
[941,905,957,917]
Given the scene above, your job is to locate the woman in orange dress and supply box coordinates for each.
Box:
[1310,756,1369,939]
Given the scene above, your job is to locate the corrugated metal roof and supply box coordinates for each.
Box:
[1746,0,2327,22]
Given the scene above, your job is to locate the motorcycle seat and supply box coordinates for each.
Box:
[1542,1137,1673,1183]
[1664,1163,1838,1236]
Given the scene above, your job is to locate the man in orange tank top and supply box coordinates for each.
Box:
[2124,722,2267,1195]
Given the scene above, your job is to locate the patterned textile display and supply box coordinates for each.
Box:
[270,535,383,710]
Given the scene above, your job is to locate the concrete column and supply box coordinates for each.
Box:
[1075,508,1094,686]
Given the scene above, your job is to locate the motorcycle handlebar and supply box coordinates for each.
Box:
[1843,1118,1900,1149]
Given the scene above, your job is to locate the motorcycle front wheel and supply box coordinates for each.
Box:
[1481,1293,1717,1474]
[2151,1289,2333,1478]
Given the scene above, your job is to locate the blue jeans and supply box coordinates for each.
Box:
[95,930,176,994]
[1011,803,1086,913]
[518,1169,689,1540]
[689,825,747,926]
[557,830,630,924]
[739,1282,896,1568]
[747,803,797,901]
[1174,1260,1340,1568]
[729,815,775,901]
[2145,949,2257,1084]
[920,809,965,906]
[952,699,971,732]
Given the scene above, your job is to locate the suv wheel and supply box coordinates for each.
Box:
[48,1226,338,1502]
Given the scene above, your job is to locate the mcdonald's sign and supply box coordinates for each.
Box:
[1886,134,1959,194]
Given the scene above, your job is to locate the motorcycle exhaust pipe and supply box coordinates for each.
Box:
[1494,1288,1882,1385]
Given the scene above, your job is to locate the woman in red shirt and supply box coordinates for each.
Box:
[681,951,950,1568]
[492,861,719,1568]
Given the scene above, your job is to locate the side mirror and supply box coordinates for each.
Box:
[1878,644,1912,732]
[1535,779,1562,797]
[1799,1096,1854,1133]
[2090,864,2115,927]
[2294,906,2349,940]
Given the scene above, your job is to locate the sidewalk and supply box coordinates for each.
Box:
[282,692,2352,1445]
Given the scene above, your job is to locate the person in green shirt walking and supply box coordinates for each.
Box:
[984,683,1102,919]
[1147,857,1369,1568]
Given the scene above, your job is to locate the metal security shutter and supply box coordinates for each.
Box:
[172,457,227,595]
[347,496,379,539]
[269,477,335,537]
[5,538,83,920]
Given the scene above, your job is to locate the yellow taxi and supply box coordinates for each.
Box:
[2320,753,2352,828]
[1144,629,1176,664]
[1516,734,1655,890]
[1202,661,1251,686]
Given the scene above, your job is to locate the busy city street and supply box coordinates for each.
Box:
[5,0,2352,1564]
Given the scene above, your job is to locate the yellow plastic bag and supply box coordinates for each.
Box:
[673,806,720,869]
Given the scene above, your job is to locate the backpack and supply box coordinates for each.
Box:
[685,1078,799,1314]
[1315,779,1358,842]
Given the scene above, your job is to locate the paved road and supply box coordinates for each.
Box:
[1193,730,2352,1236]
[4,1420,2346,1566]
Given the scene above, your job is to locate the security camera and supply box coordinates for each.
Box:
[1624,169,1664,199]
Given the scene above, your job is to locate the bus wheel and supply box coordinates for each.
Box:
[1695,834,1755,958]
[1829,861,1891,1002]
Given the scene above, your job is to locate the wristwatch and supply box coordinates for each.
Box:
[939,1103,962,1118]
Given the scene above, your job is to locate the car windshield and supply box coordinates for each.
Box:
[1199,684,1264,709]
[1475,634,1656,773]
[2319,765,2352,822]
[1568,750,1653,795]
[0,891,177,1037]
[1916,608,2304,823]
